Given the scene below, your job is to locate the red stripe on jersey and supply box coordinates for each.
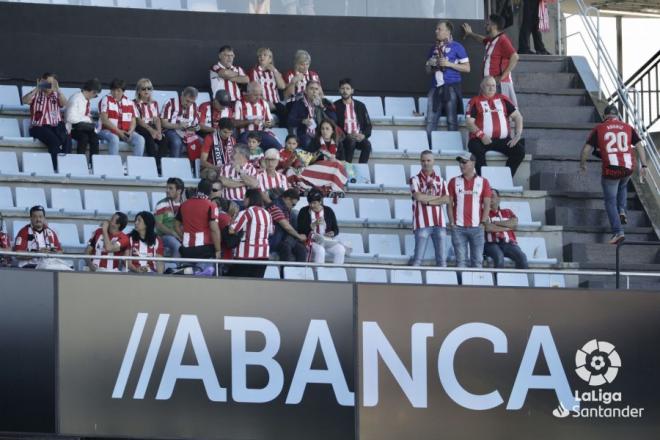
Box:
[210,62,245,102]
[310,208,326,235]
[468,94,513,140]
[231,206,272,259]
[30,90,62,127]
[343,100,360,134]
[178,197,219,247]
[134,100,160,125]
[448,175,492,227]
[485,208,518,244]
[220,163,258,201]
[233,98,272,133]
[589,118,638,175]
[483,33,515,82]
[284,69,321,103]
[99,95,137,131]
[267,205,287,223]
[161,97,199,127]
[199,102,233,129]
[129,236,163,272]
[248,65,281,104]
[410,171,448,230]
[202,131,236,166]
[257,170,289,192]
[88,228,129,271]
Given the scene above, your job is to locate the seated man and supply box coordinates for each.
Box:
[466,76,525,177]
[334,78,372,163]
[219,144,259,205]
[233,81,281,151]
[200,117,237,181]
[98,78,145,157]
[287,80,337,149]
[268,188,308,262]
[65,78,102,165]
[210,45,249,104]
[154,177,185,262]
[86,212,130,272]
[483,189,528,269]
[161,86,202,158]
[14,205,62,268]
[199,90,234,134]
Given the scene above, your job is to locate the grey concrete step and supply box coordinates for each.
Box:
[550,206,651,228]
[517,93,587,108]
[525,138,587,157]
[531,171,606,192]
[562,230,656,246]
[566,243,660,267]
[531,159,602,178]
[545,193,645,212]
[525,128,591,142]
[523,106,597,124]
[515,58,571,73]
[515,73,579,90]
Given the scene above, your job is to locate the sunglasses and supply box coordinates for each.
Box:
[140,87,153,91]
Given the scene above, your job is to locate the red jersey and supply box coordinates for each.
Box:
[233,98,273,133]
[134,99,160,125]
[231,205,272,259]
[448,175,493,227]
[217,212,233,260]
[175,196,219,248]
[467,94,517,140]
[257,170,289,192]
[342,100,360,134]
[99,94,137,132]
[318,138,338,156]
[248,65,281,104]
[587,118,641,177]
[0,232,9,249]
[202,131,236,166]
[128,235,163,272]
[160,97,199,128]
[485,208,518,244]
[220,163,258,201]
[409,170,448,230]
[284,69,321,103]
[483,33,516,83]
[29,90,63,127]
[199,101,233,129]
[14,224,62,268]
[210,62,246,102]
[88,228,130,271]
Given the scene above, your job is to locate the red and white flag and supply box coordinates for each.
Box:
[298,160,348,193]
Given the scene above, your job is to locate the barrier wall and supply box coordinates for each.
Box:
[1,269,659,439]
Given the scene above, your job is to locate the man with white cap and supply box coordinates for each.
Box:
[257,148,289,205]
[447,151,493,268]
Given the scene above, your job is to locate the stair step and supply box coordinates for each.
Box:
[562,230,656,245]
[548,194,645,211]
[530,160,602,178]
[550,206,651,228]
[526,138,587,157]
[515,58,571,73]
[515,73,579,90]
[516,88,587,96]
[525,128,591,141]
[531,171,606,192]
[566,242,660,267]
[517,93,587,108]
[525,121,595,130]
[523,106,597,124]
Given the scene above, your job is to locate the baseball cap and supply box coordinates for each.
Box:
[214,90,231,106]
[456,152,476,162]
[603,104,619,118]
[264,148,280,161]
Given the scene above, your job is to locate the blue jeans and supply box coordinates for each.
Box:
[426,85,459,140]
[484,242,528,269]
[451,226,485,268]
[411,226,446,266]
[602,176,630,235]
[98,129,145,156]
[164,130,184,158]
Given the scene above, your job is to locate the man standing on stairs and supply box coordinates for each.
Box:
[462,14,520,106]
[579,105,648,245]
[518,0,551,55]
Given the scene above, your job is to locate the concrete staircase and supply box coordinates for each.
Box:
[517,54,660,289]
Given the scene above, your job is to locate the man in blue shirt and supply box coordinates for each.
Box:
[425,21,470,140]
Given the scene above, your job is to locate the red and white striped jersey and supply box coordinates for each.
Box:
[176,196,219,248]
[410,170,448,230]
[587,117,642,177]
[210,62,246,102]
[284,69,320,103]
[134,99,160,125]
[231,205,272,259]
[29,90,63,127]
[248,65,281,104]
[233,98,272,133]
[448,175,492,227]
[99,94,137,132]
[257,170,289,192]
[88,228,130,271]
[161,97,199,127]
[199,101,233,129]
[342,100,360,134]
[220,163,258,201]
[309,208,326,236]
[483,33,516,83]
[128,236,163,272]
[467,94,517,140]
[202,131,236,166]
[485,208,518,244]
[14,225,62,267]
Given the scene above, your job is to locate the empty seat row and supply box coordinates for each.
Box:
[264,265,566,287]
[0,186,166,216]
[0,152,194,180]
[370,130,464,154]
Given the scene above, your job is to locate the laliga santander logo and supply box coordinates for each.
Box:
[575,339,621,386]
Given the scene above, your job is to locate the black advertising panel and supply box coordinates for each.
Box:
[0,269,56,434]
[58,273,354,440]
[357,285,660,440]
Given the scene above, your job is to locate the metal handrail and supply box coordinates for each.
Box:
[0,249,658,280]
[615,241,660,289]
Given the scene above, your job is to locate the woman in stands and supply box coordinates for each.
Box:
[126,211,164,274]
[297,188,346,264]
[247,47,287,126]
[283,49,321,107]
[307,119,344,161]
[134,78,169,174]
[21,72,71,172]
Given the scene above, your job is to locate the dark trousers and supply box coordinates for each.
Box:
[135,125,169,172]
[519,0,547,53]
[274,236,308,262]
[227,259,267,278]
[341,137,372,163]
[484,242,529,269]
[29,122,71,171]
[71,124,99,164]
[273,102,288,128]
[468,137,525,177]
